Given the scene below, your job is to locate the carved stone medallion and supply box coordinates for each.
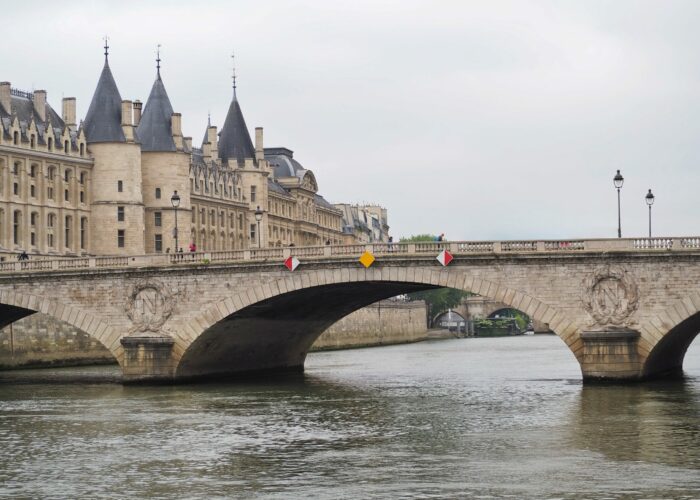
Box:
[125,280,174,334]
[582,266,638,326]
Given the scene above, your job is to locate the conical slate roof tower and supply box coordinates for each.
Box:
[83,45,126,143]
[218,86,255,165]
[136,62,176,152]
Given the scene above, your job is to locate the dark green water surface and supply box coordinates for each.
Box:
[0,335,698,499]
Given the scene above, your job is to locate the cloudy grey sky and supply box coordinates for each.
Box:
[2,0,699,240]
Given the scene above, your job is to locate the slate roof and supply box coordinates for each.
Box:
[83,59,127,143]
[264,148,306,179]
[0,89,79,150]
[218,92,255,164]
[314,194,336,210]
[136,72,176,152]
[268,178,293,198]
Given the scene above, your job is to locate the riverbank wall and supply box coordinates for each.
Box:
[310,300,428,351]
[0,300,428,368]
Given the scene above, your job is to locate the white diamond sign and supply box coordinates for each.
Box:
[284,256,300,271]
[436,250,453,267]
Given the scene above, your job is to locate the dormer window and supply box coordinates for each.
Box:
[47,137,53,151]
[64,140,69,154]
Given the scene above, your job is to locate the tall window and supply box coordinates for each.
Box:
[117,206,125,222]
[155,188,161,199]
[47,187,54,200]
[154,211,162,227]
[155,234,163,253]
[65,216,72,248]
[30,165,37,178]
[250,224,256,242]
[13,211,21,245]
[117,180,123,192]
[64,169,71,182]
[117,230,125,248]
[48,166,55,180]
[80,218,87,250]
[30,185,35,198]
[13,183,18,196]
[251,186,256,202]
[79,172,86,184]
[64,189,69,202]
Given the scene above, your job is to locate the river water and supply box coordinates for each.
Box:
[0,335,698,499]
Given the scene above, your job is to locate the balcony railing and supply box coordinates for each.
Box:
[0,236,698,274]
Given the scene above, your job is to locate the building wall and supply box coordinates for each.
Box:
[141,151,191,253]
[0,145,92,258]
[88,142,145,255]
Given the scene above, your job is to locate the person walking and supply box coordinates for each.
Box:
[189,242,197,252]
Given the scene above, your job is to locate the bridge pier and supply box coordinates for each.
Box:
[580,329,642,382]
[120,336,176,383]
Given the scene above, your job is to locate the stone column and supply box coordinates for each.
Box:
[120,336,175,383]
[580,329,642,381]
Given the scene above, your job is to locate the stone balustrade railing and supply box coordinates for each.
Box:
[1,236,699,274]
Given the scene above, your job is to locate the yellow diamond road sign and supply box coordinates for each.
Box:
[359,251,375,268]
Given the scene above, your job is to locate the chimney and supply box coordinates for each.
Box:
[133,100,142,126]
[171,113,183,149]
[121,100,134,141]
[0,82,10,114]
[171,113,182,136]
[184,136,192,150]
[207,125,218,153]
[33,90,47,122]
[255,127,264,161]
[62,97,76,127]
[121,100,133,126]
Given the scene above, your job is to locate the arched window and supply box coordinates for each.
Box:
[64,169,71,182]
[47,166,56,181]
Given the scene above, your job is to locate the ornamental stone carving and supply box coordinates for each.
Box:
[582,265,639,327]
[125,279,175,334]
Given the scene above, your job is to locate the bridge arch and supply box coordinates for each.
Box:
[640,293,700,378]
[174,266,583,379]
[0,291,122,364]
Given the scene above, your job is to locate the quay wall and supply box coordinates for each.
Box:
[0,300,428,368]
[311,300,428,351]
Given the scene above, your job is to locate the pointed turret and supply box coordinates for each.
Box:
[136,71,176,152]
[218,89,255,165]
[83,42,126,143]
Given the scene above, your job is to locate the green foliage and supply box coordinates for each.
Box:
[399,234,437,242]
[409,287,469,315]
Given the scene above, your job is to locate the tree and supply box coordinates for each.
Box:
[399,234,436,242]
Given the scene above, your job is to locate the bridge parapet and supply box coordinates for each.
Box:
[1,236,700,274]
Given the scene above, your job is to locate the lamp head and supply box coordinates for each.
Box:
[645,188,655,206]
[171,190,181,208]
[613,169,624,189]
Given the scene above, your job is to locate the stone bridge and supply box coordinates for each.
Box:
[1,237,699,383]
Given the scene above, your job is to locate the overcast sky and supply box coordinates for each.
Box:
[2,0,699,240]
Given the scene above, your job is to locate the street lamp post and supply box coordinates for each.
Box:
[613,169,624,238]
[171,190,180,252]
[645,188,655,238]
[255,205,263,248]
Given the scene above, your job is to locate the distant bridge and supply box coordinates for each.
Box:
[0,237,699,383]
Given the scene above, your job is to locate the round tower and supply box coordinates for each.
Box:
[135,53,191,254]
[84,43,145,255]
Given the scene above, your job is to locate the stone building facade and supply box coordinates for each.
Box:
[0,47,364,259]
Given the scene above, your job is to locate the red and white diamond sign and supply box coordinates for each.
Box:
[284,256,300,271]
[436,249,453,267]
